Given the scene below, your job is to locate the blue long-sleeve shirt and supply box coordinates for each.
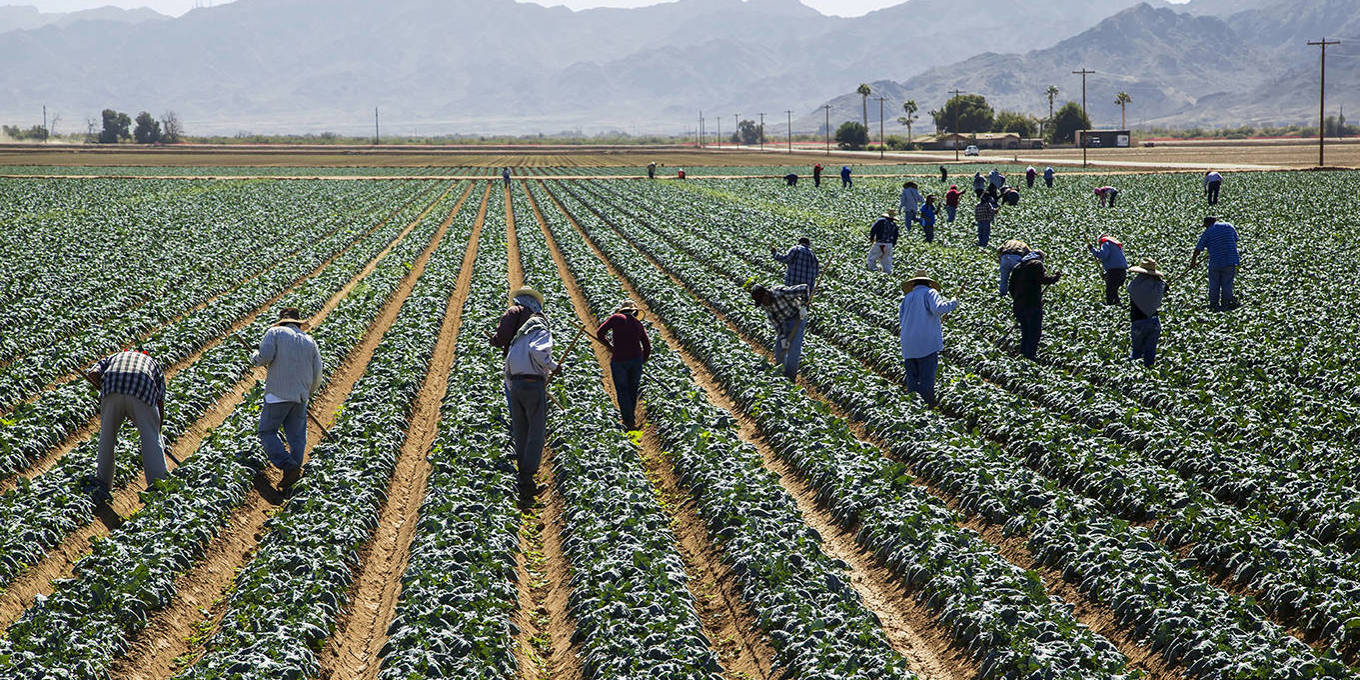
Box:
[773,244,819,288]
[869,217,899,245]
[899,286,958,360]
[920,204,937,227]
[899,187,924,213]
[1196,221,1240,267]
[1089,240,1128,270]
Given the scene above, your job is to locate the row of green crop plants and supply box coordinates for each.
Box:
[553,177,1358,678]
[0,182,466,678]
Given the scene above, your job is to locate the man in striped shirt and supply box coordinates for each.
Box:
[85,349,169,503]
[1190,216,1240,311]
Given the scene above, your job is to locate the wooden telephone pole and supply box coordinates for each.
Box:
[877,96,886,159]
[786,110,793,153]
[1308,37,1341,167]
[759,112,765,151]
[823,105,831,155]
[1072,68,1095,167]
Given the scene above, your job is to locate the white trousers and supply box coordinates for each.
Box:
[97,393,168,489]
[867,243,894,274]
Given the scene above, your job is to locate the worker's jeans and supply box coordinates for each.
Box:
[1103,267,1127,306]
[610,358,644,430]
[1207,180,1221,205]
[922,222,935,243]
[1130,316,1161,367]
[977,220,992,248]
[1015,306,1043,360]
[509,378,547,487]
[774,317,805,380]
[1207,266,1237,310]
[945,205,957,223]
[866,243,894,274]
[902,352,940,406]
[842,176,851,187]
[97,393,168,490]
[900,209,917,227]
[259,400,308,471]
[999,253,1022,296]
[1044,176,1054,188]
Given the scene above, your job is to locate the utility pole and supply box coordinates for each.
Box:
[734,113,739,146]
[699,111,704,148]
[42,105,47,143]
[786,110,793,153]
[374,107,380,146]
[716,115,721,150]
[948,89,964,161]
[1309,37,1341,167]
[759,112,765,151]
[823,104,831,156]
[1072,69,1094,167]
[877,96,886,159]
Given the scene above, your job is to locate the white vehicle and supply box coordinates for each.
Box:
[964,145,980,156]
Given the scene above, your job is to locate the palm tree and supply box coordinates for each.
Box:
[1046,85,1060,122]
[857,83,872,128]
[1115,91,1132,130]
[897,99,919,145]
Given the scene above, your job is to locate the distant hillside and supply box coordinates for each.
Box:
[810,1,1360,132]
[0,0,1170,135]
[0,4,165,35]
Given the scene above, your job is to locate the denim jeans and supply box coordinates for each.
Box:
[610,358,645,429]
[1208,266,1236,310]
[1207,180,1221,205]
[922,223,935,243]
[1130,316,1161,367]
[903,352,940,406]
[1044,176,1054,188]
[977,220,992,248]
[1103,267,1127,306]
[1015,306,1043,360]
[999,253,1022,297]
[774,317,805,380]
[945,205,957,223]
[259,400,308,471]
[508,378,547,486]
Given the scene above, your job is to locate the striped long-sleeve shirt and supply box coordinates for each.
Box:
[1195,221,1240,267]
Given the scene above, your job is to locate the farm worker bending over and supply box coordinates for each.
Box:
[1088,235,1129,306]
[899,181,924,225]
[772,237,820,294]
[898,271,960,406]
[1190,216,1240,312]
[251,308,324,489]
[997,240,1029,297]
[944,185,962,224]
[784,173,799,187]
[1204,170,1222,206]
[1044,166,1055,188]
[647,162,656,179]
[1094,185,1119,207]
[939,165,948,183]
[502,167,511,187]
[84,348,169,504]
[988,168,1006,192]
[501,286,560,500]
[1127,259,1168,367]
[1008,250,1062,360]
[677,168,686,179]
[920,196,938,243]
[813,164,823,187]
[1001,186,1020,206]
[974,193,1000,248]
[841,165,852,188]
[866,211,899,274]
[1026,166,1037,188]
[972,172,986,198]
[492,286,546,410]
[751,283,809,380]
[597,300,651,431]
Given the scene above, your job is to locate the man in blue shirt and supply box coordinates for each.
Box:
[1088,235,1129,306]
[867,211,899,274]
[1190,216,1240,311]
[771,237,819,294]
[840,165,852,188]
[898,271,960,406]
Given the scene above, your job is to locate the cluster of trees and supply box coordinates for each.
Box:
[1,124,48,141]
[91,109,183,144]
[729,119,766,145]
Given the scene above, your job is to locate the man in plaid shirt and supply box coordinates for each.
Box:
[85,349,169,502]
[751,283,810,380]
[771,237,820,294]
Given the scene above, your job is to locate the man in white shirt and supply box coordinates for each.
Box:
[504,293,560,500]
[251,308,323,489]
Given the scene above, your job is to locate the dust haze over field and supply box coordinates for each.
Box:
[2,0,1356,137]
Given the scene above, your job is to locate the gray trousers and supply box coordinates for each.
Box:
[508,378,546,486]
[97,393,169,489]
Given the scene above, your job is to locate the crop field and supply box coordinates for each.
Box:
[2,162,1360,680]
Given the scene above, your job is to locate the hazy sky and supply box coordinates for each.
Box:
[18,0,1190,17]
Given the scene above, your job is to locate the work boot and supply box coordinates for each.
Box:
[279,466,302,490]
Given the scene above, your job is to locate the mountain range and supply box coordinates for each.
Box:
[0,0,1354,136]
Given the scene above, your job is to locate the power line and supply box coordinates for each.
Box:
[1072,68,1095,167]
[1308,37,1341,167]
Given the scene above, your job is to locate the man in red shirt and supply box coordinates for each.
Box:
[813,164,823,188]
[944,185,962,224]
[596,299,651,430]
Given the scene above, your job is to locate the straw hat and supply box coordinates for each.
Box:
[1129,259,1164,280]
[273,308,311,330]
[616,299,640,314]
[511,286,545,307]
[881,209,898,219]
[901,270,940,294]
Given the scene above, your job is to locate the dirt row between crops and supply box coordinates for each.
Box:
[504,200,585,680]
[521,182,777,680]
[0,184,438,497]
[316,186,489,680]
[534,180,976,680]
[566,182,1196,679]
[99,182,473,680]
[0,184,461,638]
